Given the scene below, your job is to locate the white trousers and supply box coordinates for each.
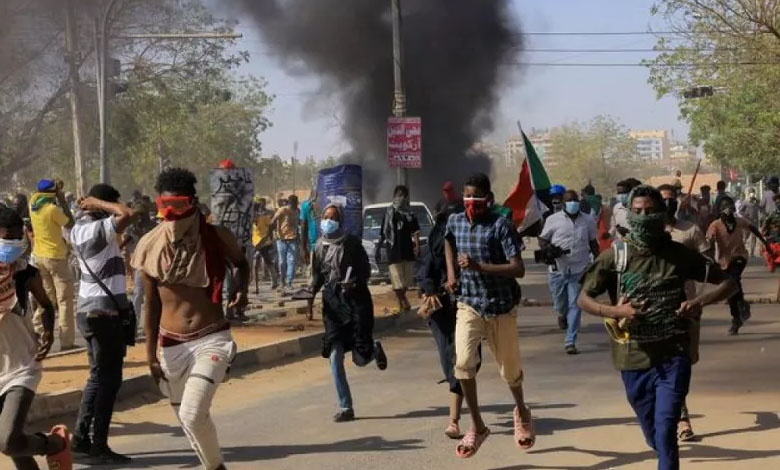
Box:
[160,330,236,470]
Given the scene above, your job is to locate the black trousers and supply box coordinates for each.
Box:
[0,387,48,470]
[74,314,126,449]
[428,294,481,395]
[726,257,747,324]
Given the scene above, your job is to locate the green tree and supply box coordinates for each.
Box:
[12,0,273,199]
[546,116,645,195]
[647,0,780,175]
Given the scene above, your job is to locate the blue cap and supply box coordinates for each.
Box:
[37,179,56,192]
[549,184,566,196]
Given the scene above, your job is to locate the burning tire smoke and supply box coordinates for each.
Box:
[236,0,522,204]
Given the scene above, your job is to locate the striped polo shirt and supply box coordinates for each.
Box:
[70,214,129,313]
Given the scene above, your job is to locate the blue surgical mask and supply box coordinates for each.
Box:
[320,219,340,235]
[617,193,629,206]
[0,238,27,265]
[564,201,581,215]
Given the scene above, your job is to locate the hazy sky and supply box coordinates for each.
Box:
[224,0,687,159]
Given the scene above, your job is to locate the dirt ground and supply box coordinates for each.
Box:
[38,289,411,395]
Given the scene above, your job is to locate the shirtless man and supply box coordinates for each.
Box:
[133,168,249,470]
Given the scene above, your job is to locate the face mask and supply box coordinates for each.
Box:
[464,197,488,221]
[551,201,563,213]
[663,198,678,217]
[0,238,27,265]
[320,219,340,235]
[564,201,581,215]
[616,193,629,206]
[156,196,196,221]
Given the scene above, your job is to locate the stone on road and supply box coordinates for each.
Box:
[43,303,780,470]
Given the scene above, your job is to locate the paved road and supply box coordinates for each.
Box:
[28,301,780,470]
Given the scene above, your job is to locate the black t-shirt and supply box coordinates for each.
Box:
[387,209,420,263]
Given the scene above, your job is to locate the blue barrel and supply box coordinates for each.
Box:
[316,164,363,238]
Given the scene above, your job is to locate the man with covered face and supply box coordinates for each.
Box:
[578,185,736,470]
[133,168,249,470]
[706,195,770,335]
[444,173,534,458]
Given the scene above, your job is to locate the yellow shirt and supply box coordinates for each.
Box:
[30,195,70,260]
[252,212,273,247]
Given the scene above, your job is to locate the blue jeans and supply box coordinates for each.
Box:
[329,342,353,411]
[276,240,298,287]
[74,314,127,448]
[622,356,692,470]
[548,269,585,346]
[547,271,568,318]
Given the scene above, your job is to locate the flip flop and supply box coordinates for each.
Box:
[455,427,490,458]
[45,424,73,470]
[514,406,536,450]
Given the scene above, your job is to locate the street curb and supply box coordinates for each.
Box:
[30,309,422,422]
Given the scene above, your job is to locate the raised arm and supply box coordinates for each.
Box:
[79,197,136,232]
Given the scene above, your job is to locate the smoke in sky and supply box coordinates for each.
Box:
[236,0,521,204]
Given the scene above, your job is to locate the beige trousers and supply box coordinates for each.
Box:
[454,302,523,387]
[33,256,75,348]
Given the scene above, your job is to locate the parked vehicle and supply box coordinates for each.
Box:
[362,202,434,283]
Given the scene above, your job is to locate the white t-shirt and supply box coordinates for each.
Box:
[0,262,41,395]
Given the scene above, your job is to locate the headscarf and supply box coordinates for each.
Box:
[319,203,348,286]
[623,186,670,254]
[321,203,346,244]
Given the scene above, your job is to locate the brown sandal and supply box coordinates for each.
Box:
[678,421,695,442]
[444,422,463,439]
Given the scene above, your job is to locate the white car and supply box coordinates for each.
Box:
[362,202,434,282]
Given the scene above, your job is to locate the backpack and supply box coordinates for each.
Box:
[603,241,630,344]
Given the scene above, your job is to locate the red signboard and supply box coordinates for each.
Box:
[387,117,422,169]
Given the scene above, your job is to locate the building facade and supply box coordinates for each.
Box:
[629,129,670,161]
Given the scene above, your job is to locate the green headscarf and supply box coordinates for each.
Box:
[623,187,670,253]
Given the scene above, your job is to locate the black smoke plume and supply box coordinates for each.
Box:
[236,0,521,205]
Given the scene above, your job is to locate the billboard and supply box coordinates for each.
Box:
[387,116,422,169]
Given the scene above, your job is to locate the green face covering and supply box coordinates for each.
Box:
[625,210,668,252]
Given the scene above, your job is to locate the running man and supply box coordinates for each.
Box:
[706,196,770,335]
[578,185,735,470]
[0,207,72,470]
[444,173,534,458]
[133,168,249,470]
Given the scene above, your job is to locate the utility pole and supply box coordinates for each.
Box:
[391,0,408,187]
[93,0,241,184]
[64,0,86,196]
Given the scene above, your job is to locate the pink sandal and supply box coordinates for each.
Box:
[514,406,536,450]
[455,427,490,458]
